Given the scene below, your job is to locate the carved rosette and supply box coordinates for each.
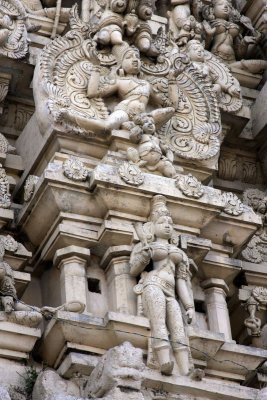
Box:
[63,156,89,182]
[175,174,204,199]
[221,192,244,216]
[118,162,144,186]
[24,175,39,202]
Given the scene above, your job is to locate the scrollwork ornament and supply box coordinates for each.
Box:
[63,156,89,182]
[118,162,144,186]
[175,174,204,199]
[221,192,244,216]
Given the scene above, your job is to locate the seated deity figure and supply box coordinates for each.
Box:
[61,44,174,135]
[186,39,240,97]
[125,113,178,178]
[130,195,195,376]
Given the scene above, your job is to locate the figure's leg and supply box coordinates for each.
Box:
[61,109,128,135]
[166,297,191,376]
[142,285,173,375]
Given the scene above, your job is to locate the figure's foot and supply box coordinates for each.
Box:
[161,361,174,376]
[189,368,205,381]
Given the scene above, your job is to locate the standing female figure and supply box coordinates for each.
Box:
[130,195,195,376]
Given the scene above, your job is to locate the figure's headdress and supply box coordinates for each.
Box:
[149,195,171,223]
[112,43,140,67]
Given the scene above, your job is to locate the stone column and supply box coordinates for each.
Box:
[53,246,90,308]
[201,278,232,341]
[102,246,136,315]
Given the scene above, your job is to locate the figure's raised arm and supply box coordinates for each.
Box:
[87,68,118,99]
[129,243,151,277]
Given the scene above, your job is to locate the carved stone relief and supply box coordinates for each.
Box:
[130,195,195,376]
[33,3,232,164]
[243,287,267,337]
[0,164,11,209]
[24,175,39,202]
[63,156,89,182]
[0,0,39,59]
[118,161,144,186]
[221,192,244,216]
[242,189,267,263]
[175,174,204,199]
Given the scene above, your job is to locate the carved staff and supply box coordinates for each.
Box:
[51,0,62,38]
[82,0,91,23]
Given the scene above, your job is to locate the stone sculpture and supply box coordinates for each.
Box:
[0,0,39,59]
[34,4,225,163]
[125,112,178,178]
[244,287,267,337]
[242,189,267,263]
[0,164,10,209]
[60,43,174,136]
[24,175,39,202]
[130,195,195,376]
[186,39,242,113]
[32,342,145,400]
[168,0,203,46]
[0,234,85,327]
[201,0,267,73]
[63,156,89,182]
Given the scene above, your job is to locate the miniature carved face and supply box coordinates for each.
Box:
[187,41,205,62]
[121,49,141,74]
[142,117,156,135]
[154,215,173,239]
[213,0,231,19]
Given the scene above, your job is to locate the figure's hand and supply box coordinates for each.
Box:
[203,20,216,36]
[141,245,151,259]
[186,308,195,324]
[243,36,257,45]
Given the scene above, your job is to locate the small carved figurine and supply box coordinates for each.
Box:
[130,195,195,376]
[125,113,177,178]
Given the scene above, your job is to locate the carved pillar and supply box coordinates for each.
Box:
[53,246,90,307]
[202,278,232,341]
[102,246,136,315]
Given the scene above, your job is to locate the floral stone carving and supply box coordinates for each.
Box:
[221,192,244,216]
[176,174,204,199]
[0,164,10,209]
[118,162,144,186]
[130,195,195,376]
[63,156,89,182]
[24,175,39,202]
[0,132,15,154]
